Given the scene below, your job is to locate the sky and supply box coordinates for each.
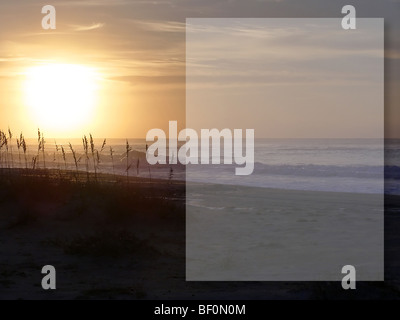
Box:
[187,18,383,138]
[0,0,398,138]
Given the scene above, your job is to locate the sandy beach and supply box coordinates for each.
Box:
[187,182,383,281]
[0,169,398,299]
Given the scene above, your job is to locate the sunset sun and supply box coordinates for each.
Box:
[24,64,99,132]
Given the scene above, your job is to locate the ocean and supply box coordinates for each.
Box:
[187,138,386,194]
[11,138,394,194]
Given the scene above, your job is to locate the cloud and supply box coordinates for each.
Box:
[71,23,105,31]
[132,20,185,33]
[109,75,184,86]
[54,0,175,7]
[56,0,131,6]
[386,50,400,59]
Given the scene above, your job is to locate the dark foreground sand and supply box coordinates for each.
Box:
[0,169,399,299]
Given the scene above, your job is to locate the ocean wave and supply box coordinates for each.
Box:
[252,163,384,179]
[384,166,400,180]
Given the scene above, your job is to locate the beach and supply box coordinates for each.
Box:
[187,182,383,281]
[0,169,398,299]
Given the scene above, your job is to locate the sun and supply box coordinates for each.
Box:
[24,63,99,132]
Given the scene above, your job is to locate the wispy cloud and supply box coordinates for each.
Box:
[56,0,131,6]
[132,20,185,33]
[71,23,105,31]
[386,50,400,59]
[54,0,174,7]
